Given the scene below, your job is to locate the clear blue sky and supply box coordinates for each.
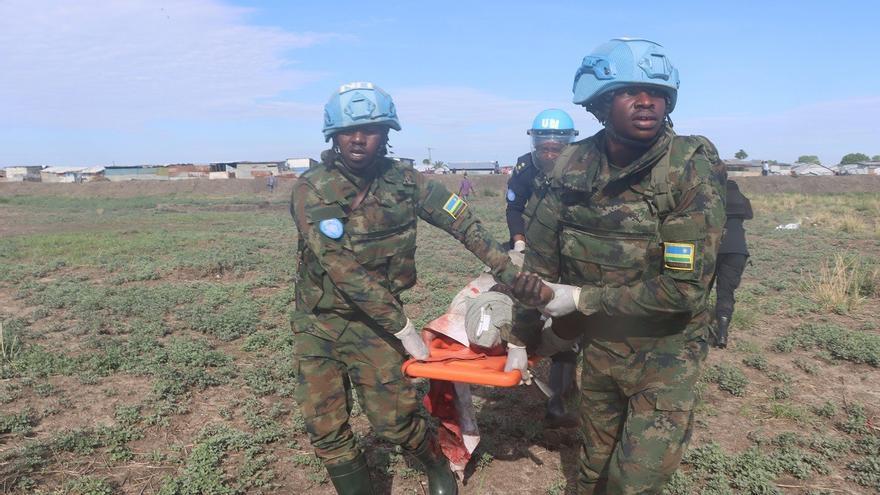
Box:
[2,0,878,167]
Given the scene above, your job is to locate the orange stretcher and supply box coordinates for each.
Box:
[401,337,537,387]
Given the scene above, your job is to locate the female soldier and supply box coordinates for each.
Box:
[290,82,518,495]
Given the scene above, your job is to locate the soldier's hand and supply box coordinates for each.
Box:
[503,343,531,384]
[541,282,582,318]
[512,272,553,307]
[507,249,524,268]
[395,319,429,360]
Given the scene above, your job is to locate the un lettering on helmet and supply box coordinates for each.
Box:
[338,82,374,93]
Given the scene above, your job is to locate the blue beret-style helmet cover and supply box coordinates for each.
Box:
[323,82,402,141]
[572,38,680,113]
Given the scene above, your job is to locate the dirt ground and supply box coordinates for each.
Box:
[1,176,879,494]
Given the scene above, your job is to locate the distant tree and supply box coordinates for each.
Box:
[797,155,821,165]
[872,155,880,161]
[422,158,431,165]
[734,149,748,160]
[840,153,869,164]
[431,160,446,171]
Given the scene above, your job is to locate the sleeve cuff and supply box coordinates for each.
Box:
[493,260,520,287]
[577,286,603,314]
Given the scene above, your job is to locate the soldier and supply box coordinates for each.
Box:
[509,39,726,493]
[505,109,580,427]
[713,179,753,348]
[290,82,518,495]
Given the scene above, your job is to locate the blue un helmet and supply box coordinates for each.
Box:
[322,82,401,142]
[572,38,680,114]
[527,108,578,150]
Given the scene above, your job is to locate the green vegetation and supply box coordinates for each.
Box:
[1,182,878,493]
[703,363,749,397]
[773,322,880,366]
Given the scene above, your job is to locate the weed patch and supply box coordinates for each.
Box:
[703,363,749,397]
[801,253,876,314]
[773,322,880,366]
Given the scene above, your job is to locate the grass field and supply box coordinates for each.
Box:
[1,176,878,494]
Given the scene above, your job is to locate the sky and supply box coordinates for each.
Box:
[1,0,878,168]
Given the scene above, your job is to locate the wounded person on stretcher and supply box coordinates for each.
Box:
[415,273,580,479]
[420,272,579,370]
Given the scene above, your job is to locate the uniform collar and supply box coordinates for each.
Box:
[321,149,385,191]
[599,125,674,182]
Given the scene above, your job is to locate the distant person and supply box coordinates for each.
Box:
[291,81,519,495]
[458,172,473,200]
[714,179,753,348]
[761,160,770,176]
[266,173,277,192]
[505,108,579,428]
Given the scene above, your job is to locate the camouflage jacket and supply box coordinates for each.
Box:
[512,126,726,344]
[291,151,518,336]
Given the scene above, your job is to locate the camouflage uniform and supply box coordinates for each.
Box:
[291,150,518,466]
[511,126,726,494]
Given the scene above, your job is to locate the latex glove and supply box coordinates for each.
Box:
[503,343,531,384]
[513,240,526,252]
[541,282,581,318]
[507,249,524,268]
[394,319,429,360]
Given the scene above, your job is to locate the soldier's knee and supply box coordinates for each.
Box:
[310,429,358,464]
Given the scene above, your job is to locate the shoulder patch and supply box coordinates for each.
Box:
[318,218,344,239]
[664,242,695,271]
[506,188,516,202]
[442,193,468,219]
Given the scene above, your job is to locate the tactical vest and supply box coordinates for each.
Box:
[296,158,420,313]
[549,134,714,289]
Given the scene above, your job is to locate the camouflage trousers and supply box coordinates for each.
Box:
[577,328,708,494]
[292,310,426,466]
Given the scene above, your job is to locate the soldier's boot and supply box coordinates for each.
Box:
[715,316,730,349]
[545,361,578,429]
[326,454,374,495]
[406,434,458,495]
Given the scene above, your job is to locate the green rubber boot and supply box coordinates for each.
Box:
[325,454,374,495]
[406,435,459,495]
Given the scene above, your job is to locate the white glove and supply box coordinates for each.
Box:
[507,249,524,268]
[503,343,531,384]
[540,282,581,318]
[507,240,526,267]
[394,319,429,360]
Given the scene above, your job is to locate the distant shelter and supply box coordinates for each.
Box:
[723,159,763,177]
[4,165,43,182]
[285,158,318,175]
[230,161,285,179]
[836,161,880,175]
[446,161,500,175]
[104,164,168,181]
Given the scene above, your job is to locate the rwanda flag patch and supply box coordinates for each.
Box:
[442,194,468,219]
[664,242,695,271]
